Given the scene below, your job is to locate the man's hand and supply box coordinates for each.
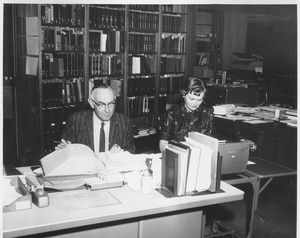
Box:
[109,144,123,153]
[55,139,71,150]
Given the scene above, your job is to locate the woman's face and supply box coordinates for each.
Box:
[183,91,205,111]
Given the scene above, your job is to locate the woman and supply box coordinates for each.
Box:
[159,77,214,152]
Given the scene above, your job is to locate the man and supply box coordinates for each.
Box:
[55,84,136,153]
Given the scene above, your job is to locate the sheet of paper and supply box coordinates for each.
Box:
[3,178,23,206]
[40,177,86,190]
[247,160,256,165]
[100,151,147,172]
[53,190,120,211]
[244,119,273,124]
[25,17,38,35]
[26,36,39,55]
[26,56,38,75]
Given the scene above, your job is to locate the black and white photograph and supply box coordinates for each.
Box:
[1,1,298,238]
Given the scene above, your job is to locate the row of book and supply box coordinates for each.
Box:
[41,4,85,26]
[162,5,187,13]
[42,26,84,51]
[162,15,185,33]
[158,75,185,94]
[128,55,156,75]
[128,96,154,117]
[127,76,155,97]
[89,30,124,53]
[129,11,159,32]
[161,132,219,197]
[42,53,84,78]
[161,56,184,74]
[90,78,123,98]
[129,5,159,11]
[89,54,123,76]
[128,95,167,117]
[129,34,156,53]
[42,78,84,107]
[161,34,185,54]
[89,6,125,30]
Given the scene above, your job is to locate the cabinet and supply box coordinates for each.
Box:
[12,4,189,164]
[206,85,259,107]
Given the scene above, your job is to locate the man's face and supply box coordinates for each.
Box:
[89,88,116,121]
[183,91,205,111]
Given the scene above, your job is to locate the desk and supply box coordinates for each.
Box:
[222,172,258,238]
[246,156,297,210]
[214,116,297,169]
[219,157,297,238]
[3,182,243,238]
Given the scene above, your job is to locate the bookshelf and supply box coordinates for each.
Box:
[40,5,86,154]
[158,5,188,129]
[87,5,125,112]
[13,4,189,164]
[126,5,159,131]
[192,9,221,80]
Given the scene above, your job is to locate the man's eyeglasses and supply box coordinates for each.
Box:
[90,98,115,110]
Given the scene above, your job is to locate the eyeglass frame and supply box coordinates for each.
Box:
[90,98,116,110]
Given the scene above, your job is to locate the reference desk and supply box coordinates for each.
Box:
[3,182,243,238]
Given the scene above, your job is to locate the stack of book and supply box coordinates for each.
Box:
[160,132,219,197]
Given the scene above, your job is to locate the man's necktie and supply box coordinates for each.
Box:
[99,122,105,152]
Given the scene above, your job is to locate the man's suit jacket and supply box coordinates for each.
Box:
[62,109,136,153]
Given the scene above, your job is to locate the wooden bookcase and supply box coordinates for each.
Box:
[13,4,190,164]
[187,7,221,80]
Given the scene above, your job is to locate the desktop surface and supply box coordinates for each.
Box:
[3,182,243,238]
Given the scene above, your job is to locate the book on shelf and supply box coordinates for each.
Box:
[127,96,154,117]
[129,11,159,32]
[41,4,85,26]
[89,6,125,30]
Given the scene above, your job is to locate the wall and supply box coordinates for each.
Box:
[221,11,248,70]
[246,19,297,76]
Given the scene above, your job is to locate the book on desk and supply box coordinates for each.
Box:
[159,132,221,197]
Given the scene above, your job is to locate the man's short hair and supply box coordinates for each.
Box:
[91,83,116,99]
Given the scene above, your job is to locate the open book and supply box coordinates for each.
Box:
[40,144,106,176]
